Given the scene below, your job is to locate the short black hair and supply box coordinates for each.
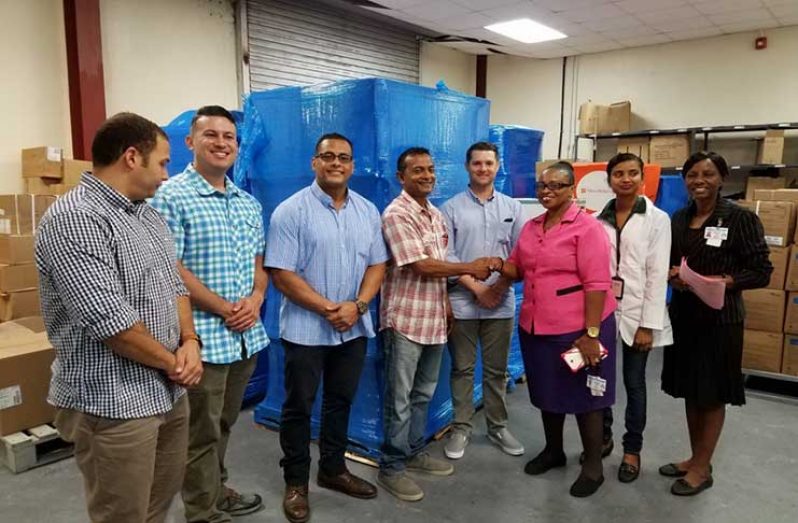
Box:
[315,133,353,154]
[397,147,431,172]
[91,112,168,168]
[466,141,499,163]
[606,152,645,183]
[682,151,730,179]
[542,161,575,185]
[190,105,236,133]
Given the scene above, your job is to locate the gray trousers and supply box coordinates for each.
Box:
[448,318,514,434]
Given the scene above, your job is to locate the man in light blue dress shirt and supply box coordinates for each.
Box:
[151,106,268,522]
[266,133,388,523]
[440,141,525,461]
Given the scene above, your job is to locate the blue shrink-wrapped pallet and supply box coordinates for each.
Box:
[241,78,491,458]
[489,125,544,198]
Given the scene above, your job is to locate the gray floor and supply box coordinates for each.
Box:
[3,350,798,523]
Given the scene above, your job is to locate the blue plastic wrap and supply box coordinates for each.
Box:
[489,125,544,198]
[654,174,689,218]
[161,109,244,178]
[243,78,493,457]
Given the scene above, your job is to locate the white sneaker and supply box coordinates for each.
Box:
[488,428,525,456]
[444,431,469,460]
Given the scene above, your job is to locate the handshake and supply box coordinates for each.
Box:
[465,256,504,281]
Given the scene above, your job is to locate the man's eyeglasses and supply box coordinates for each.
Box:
[315,152,353,164]
[535,182,573,192]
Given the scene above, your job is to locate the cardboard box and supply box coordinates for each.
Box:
[0,317,54,436]
[649,135,691,169]
[21,147,63,180]
[746,176,787,200]
[783,334,798,376]
[0,194,55,235]
[616,137,650,163]
[0,289,41,322]
[742,330,783,373]
[0,235,34,265]
[767,246,789,290]
[752,188,798,204]
[0,264,38,293]
[738,200,796,247]
[757,129,785,165]
[578,101,631,135]
[743,289,786,332]
[61,159,92,186]
[784,292,798,334]
[49,184,78,197]
[786,245,798,291]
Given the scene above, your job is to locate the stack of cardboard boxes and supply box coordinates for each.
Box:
[740,182,798,377]
[22,146,91,196]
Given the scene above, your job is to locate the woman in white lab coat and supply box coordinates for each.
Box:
[596,153,672,483]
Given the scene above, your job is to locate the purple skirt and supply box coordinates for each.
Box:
[519,315,616,414]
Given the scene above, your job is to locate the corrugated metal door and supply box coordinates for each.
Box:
[246,0,420,90]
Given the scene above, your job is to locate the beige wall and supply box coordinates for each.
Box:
[419,42,476,96]
[101,0,239,125]
[0,0,71,195]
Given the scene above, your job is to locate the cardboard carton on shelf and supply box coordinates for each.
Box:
[0,235,34,265]
[745,176,788,201]
[21,147,63,180]
[578,101,631,135]
[616,137,650,163]
[742,329,783,373]
[649,135,691,169]
[784,292,798,334]
[0,289,41,322]
[61,159,92,186]
[0,316,54,437]
[757,129,785,165]
[783,335,798,376]
[0,194,56,235]
[737,200,795,247]
[742,289,786,332]
[767,246,789,290]
[752,188,798,204]
[0,264,38,293]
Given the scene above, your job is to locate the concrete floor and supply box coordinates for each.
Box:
[2,350,798,523]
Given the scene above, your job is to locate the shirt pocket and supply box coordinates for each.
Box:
[244,216,264,257]
[495,220,514,246]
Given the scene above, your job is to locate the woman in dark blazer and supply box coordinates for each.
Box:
[662,151,772,496]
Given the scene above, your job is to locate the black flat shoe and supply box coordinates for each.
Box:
[671,476,714,496]
[579,439,614,464]
[618,460,640,483]
[524,451,567,475]
[659,463,712,478]
[570,474,605,497]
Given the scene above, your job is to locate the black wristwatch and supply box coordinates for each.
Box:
[354,299,368,316]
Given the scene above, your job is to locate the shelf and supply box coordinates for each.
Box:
[576,122,798,140]
[742,368,798,384]
[659,164,798,174]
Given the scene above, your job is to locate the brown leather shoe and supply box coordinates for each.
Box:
[283,485,310,523]
[317,469,378,499]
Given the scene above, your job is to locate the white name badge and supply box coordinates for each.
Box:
[704,227,728,247]
[586,375,607,397]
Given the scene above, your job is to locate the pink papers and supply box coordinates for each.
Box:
[678,257,725,310]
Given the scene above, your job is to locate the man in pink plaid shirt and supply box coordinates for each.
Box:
[377,147,501,502]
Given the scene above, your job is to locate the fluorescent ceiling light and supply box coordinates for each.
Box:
[484,18,567,44]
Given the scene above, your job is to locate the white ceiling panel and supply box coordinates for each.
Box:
[360,0,798,58]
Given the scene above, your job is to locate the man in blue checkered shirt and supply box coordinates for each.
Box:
[151,106,268,521]
[37,112,203,523]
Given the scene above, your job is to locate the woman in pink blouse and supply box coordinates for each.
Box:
[499,162,617,498]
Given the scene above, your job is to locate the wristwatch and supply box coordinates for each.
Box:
[586,326,600,339]
[354,299,369,316]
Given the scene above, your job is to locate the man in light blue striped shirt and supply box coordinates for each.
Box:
[150,106,268,521]
[266,133,388,523]
[440,141,525,461]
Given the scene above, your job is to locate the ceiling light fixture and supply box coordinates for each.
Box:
[484,18,567,44]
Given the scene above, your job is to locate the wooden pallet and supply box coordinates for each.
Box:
[1,424,74,473]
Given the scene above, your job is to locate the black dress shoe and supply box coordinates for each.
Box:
[659,463,712,478]
[671,476,714,496]
[618,460,640,483]
[579,439,614,464]
[524,451,567,475]
[317,470,378,499]
[570,474,605,497]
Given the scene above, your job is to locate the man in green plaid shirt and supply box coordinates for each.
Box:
[151,105,269,522]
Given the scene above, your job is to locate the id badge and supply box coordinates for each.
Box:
[611,276,625,300]
[586,375,607,397]
[704,227,728,248]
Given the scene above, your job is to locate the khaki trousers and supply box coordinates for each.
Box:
[54,394,189,523]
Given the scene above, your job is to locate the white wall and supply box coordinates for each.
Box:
[101,0,240,125]
[0,0,72,195]
[419,42,476,96]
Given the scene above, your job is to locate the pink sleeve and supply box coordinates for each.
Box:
[576,218,612,292]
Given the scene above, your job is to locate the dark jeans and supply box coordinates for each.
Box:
[603,341,649,454]
[279,337,367,486]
